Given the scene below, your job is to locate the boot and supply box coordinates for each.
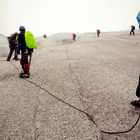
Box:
[14,58,20,61]
[19,63,30,78]
[19,72,30,78]
[131,100,140,108]
[6,58,10,61]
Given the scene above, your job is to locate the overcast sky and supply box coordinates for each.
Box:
[0,0,140,36]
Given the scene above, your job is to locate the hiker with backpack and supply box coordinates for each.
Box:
[7,32,20,61]
[130,25,135,35]
[18,26,33,78]
[72,33,76,42]
[96,29,101,37]
[18,26,38,78]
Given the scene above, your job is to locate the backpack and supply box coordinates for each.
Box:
[25,31,38,49]
[132,26,135,30]
[9,33,18,45]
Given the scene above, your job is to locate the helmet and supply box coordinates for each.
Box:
[19,26,25,31]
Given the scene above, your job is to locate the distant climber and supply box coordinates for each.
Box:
[130,25,135,35]
[7,32,20,61]
[96,29,100,37]
[72,33,76,42]
[43,34,47,38]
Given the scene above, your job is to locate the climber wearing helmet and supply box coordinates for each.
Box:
[18,26,33,78]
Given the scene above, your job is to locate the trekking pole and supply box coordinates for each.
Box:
[29,53,32,65]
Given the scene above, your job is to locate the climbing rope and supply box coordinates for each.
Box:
[10,61,140,135]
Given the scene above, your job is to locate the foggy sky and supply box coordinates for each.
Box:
[0,0,140,36]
